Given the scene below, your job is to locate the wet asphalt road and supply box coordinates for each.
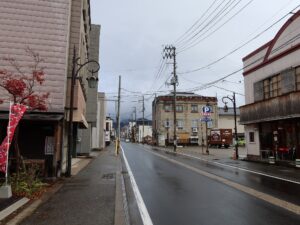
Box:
[122,142,300,225]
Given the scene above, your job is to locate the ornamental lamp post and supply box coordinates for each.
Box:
[66,46,100,177]
[222,92,238,159]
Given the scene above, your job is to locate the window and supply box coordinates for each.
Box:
[191,104,198,113]
[296,67,300,90]
[164,104,171,112]
[191,119,198,128]
[263,74,281,99]
[176,105,183,112]
[249,132,255,143]
[164,119,171,128]
[177,119,184,129]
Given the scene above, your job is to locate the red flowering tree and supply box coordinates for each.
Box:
[0,49,49,110]
[0,48,49,172]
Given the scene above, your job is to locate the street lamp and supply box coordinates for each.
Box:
[66,46,100,177]
[222,92,238,159]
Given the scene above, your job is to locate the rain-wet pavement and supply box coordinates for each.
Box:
[122,142,300,225]
[18,147,117,225]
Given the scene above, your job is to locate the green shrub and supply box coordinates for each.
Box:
[9,163,48,199]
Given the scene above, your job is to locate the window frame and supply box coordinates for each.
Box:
[191,104,198,113]
[249,132,255,143]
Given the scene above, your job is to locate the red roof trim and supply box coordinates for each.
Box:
[243,10,300,76]
[264,11,300,62]
[242,41,271,62]
[243,42,300,76]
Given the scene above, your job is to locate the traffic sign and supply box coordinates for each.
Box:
[200,117,212,122]
[202,106,212,113]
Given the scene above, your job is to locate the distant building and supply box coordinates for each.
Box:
[218,107,244,138]
[240,11,300,162]
[96,92,106,150]
[137,125,152,143]
[152,92,218,146]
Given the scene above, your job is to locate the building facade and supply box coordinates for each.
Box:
[77,24,101,155]
[240,11,300,163]
[0,0,99,176]
[152,92,218,146]
[97,92,106,150]
[218,107,244,138]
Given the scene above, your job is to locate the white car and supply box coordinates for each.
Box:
[125,139,130,142]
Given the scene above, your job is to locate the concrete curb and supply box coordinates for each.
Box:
[0,198,30,221]
[114,155,130,225]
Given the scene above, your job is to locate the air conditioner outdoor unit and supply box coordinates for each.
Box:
[192,128,198,132]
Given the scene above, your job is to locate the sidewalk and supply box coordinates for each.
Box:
[0,146,126,225]
[150,145,300,183]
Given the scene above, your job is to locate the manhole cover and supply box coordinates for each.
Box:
[102,173,115,179]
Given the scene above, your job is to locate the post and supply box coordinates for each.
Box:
[142,95,145,144]
[66,46,76,177]
[163,45,177,152]
[233,92,239,159]
[222,92,239,160]
[206,120,209,154]
[116,76,121,155]
[172,47,177,152]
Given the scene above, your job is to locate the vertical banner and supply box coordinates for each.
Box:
[0,103,27,174]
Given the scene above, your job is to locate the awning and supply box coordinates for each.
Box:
[65,110,89,129]
[0,112,64,121]
[78,113,88,129]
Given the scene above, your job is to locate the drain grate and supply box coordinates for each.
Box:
[102,173,115,179]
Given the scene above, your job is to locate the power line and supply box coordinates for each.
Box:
[176,0,229,46]
[177,0,242,50]
[180,76,245,96]
[174,0,219,44]
[184,31,300,92]
[178,0,253,53]
[178,4,300,74]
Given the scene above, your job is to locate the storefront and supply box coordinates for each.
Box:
[259,119,300,161]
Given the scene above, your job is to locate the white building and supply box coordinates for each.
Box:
[138,125,152,143]
[240,11,300,162]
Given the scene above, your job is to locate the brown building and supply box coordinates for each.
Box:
[152,92,218,146]
[0,0,98,177]
[240,11,300,164]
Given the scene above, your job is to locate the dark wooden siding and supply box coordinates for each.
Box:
[240,91,300,124]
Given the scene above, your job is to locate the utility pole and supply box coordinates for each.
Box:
[142,95,145,144]
[116,76,121,155]
[164,45,178,152]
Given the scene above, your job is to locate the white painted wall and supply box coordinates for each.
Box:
[138,125,152,143]
[245,125,260,156]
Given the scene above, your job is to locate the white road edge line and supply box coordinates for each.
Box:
[121,145,154,225]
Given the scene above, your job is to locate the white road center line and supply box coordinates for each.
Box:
[121,145,154,225]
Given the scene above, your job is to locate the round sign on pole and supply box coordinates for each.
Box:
[202,106,211,113]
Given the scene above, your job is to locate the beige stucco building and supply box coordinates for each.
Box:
[152,92,218,146]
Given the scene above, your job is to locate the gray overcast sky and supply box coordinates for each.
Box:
[90,0,300,121]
